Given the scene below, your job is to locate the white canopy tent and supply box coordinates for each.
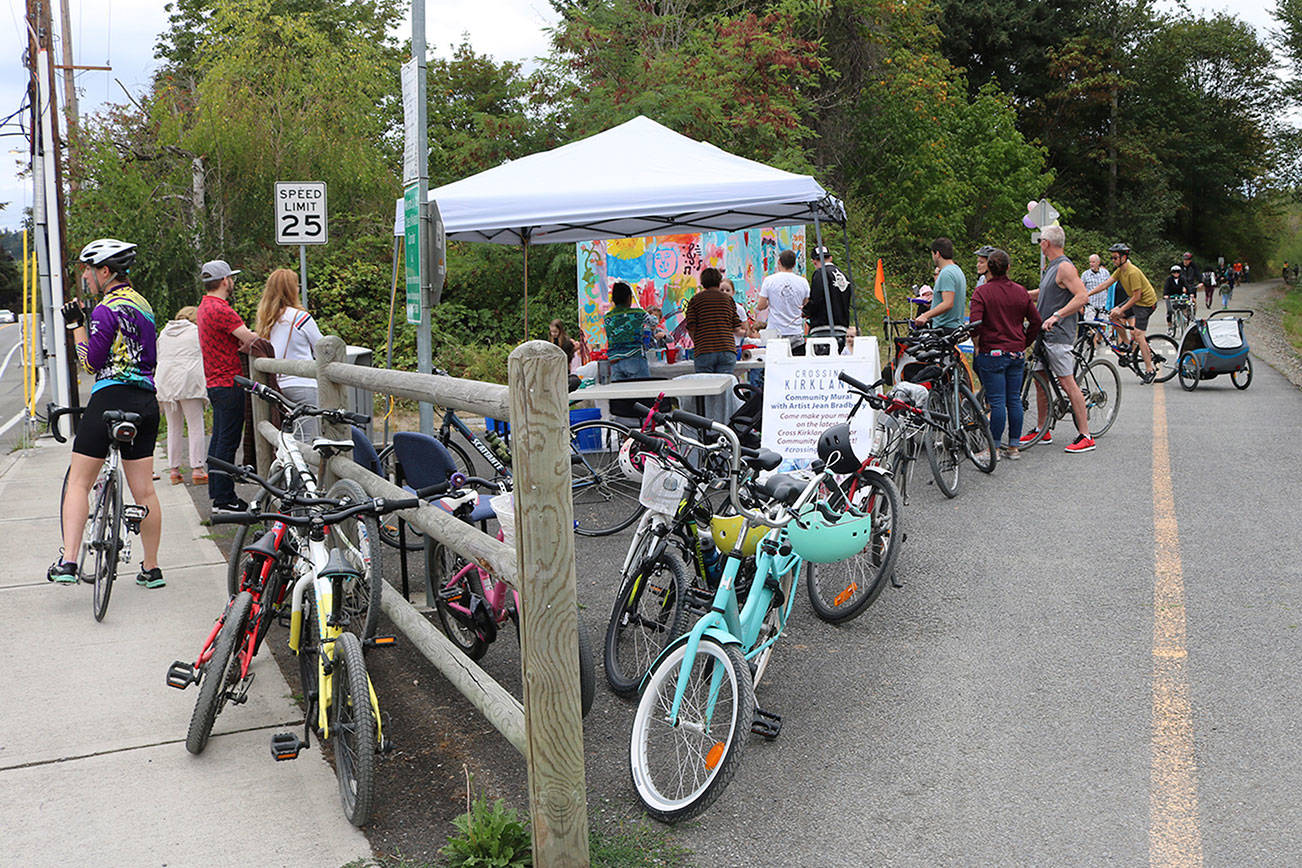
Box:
[397,115,849,334]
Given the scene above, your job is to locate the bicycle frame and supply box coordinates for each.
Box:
[440,409,510,480]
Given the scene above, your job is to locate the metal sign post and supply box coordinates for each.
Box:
[403,4,434,436]
[274,181,328,307]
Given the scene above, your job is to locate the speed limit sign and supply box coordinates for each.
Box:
[274,182,328,245]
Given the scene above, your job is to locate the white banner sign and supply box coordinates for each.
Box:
[760,336,880,470]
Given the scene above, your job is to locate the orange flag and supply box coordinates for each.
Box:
[873,258,886,303]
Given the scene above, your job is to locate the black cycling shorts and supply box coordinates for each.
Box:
[1130,305,1155,330]
[71,384,160,461]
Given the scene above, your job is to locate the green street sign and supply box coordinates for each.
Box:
[404,184,422,324]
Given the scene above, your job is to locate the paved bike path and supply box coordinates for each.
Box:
[0,439,370,868]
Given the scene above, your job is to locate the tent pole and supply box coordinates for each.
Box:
[812,211,837,347]
[522,230,531,340]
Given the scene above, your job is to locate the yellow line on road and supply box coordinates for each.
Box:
[1150,384,1203,866]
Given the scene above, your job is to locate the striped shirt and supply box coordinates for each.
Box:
[683,289,741,355]
[1081,265,1110,307]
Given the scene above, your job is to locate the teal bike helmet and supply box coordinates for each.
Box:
[786,501,873,563]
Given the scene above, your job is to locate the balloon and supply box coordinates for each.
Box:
[1027,200,1038,212]
[1023,214,1037,229]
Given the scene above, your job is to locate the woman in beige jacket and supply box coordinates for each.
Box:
[155,305,209,484]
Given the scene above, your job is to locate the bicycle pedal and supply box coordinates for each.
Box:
[166,660,198,690]
[270,731,307,761]
[123,504,148,534]
[229,672,255,705]
[751,707,782,739]
[364,635,398,649]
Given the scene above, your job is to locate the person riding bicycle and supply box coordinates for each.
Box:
[1163,265,1194,328]
[1093,242,1158,383]
[48,239,164,588]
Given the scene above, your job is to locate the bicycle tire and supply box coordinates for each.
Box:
[605,550,690,697]
[570,420,644,536]
[330,631,377,827]
[1078,358,1122,437]
[373,445,426,552]
[227,466,287,596]
[629,637,753,823]
[958,384,996,473]
[1017,369,1054,450]
[298,594,320,719]
[1178,352,1200,391]
[576,615,596,718]
[752,558,801,686]
[1145,333,1179,383]
[186,590,253,755]
[806,473,903,623]
[923,390,959,498]
[326,478,383,641]
[92,472,122,622]
[1232,356,1252,390]
[433,552,490,661]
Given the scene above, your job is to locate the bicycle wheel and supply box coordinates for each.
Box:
[957,384,996,473]
[1077,358,1122,437]
[807,473,902,623]
[570,420,644,536]
[326,479,382,641]
[186,590,253,755]
[91,471,123,622]
[227,466,287,596]
[605,550,689,696]
[576,615,596,717]
[1017,369,1054,450]
[433,554,490,661]
[330,631,377,827]
[923,391,959,498]
[373,445,426,552]
[630,637,754,823]
[1145,333,1179,383]
[1178,352,1200,391]
[1232,357,1252,389]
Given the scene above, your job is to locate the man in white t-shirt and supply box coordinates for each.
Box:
[756,248,810,353]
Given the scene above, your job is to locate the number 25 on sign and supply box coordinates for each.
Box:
[275,182,328,245]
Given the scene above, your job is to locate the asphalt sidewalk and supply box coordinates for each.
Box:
[0,436,370,868]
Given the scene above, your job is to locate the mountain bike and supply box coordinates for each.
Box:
[50,404,149,622]
[203,459,439,827]
[429,482,597,716]
[627,407,873,822]
[1075,318,1178,383]
[1017,337,1122,449]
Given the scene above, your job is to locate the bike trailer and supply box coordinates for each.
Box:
[1177,309,1252,377]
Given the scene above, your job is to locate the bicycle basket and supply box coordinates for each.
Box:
[709,514,770,558]
[786,502,873,563]
[638,457,689,513]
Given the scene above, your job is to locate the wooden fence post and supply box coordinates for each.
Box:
[249,360,273,479]
[507,340,589,867]
[315,335,348,489]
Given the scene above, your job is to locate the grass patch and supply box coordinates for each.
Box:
[1280,287,1302,356]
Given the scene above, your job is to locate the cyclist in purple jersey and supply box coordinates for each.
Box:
[48,239,164,589]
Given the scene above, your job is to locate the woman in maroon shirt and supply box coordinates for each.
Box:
[969,249,1042,460]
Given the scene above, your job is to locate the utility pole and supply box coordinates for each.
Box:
[57,0,79,193]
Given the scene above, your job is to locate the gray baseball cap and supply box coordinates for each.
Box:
[200,260,241,281]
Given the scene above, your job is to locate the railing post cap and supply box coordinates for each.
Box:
[316,334,346,361]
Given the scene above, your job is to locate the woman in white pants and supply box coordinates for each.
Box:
[256,268,323,440]
[155,305,209,484]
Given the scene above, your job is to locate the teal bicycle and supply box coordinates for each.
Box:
[626,407,875,822]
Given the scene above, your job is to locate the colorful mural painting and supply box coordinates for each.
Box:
[577,226,806,352]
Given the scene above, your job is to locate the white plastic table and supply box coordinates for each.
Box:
[568,374,735,418]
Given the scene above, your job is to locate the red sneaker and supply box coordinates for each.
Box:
[1019,429,1051,445]
[1065,434,1096,453]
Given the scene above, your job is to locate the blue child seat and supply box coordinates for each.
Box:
[390,431,496,523]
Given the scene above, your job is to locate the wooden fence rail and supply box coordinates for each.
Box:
[250,335,588,867]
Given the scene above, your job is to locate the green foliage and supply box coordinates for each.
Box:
[440,793,532,868]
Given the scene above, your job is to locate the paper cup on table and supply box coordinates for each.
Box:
[490,493,516,547]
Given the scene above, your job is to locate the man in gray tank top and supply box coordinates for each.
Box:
[1024,225,1096,453]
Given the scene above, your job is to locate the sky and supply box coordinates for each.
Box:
[0,0,1286,233]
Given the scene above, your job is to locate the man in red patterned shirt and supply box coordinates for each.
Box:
[196,260,258,511]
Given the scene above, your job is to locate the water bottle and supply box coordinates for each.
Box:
[697,528,722,583]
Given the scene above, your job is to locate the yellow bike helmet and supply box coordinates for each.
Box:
[710,514,770,557]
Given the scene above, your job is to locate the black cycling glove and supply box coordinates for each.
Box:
[61,299,86,330]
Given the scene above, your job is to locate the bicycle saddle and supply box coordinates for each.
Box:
[311,438,355,456]
[759,473,805,506]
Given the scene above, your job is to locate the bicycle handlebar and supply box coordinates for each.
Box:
[46,404,84,443]
[208,494,426,528]
[233,375,371,428]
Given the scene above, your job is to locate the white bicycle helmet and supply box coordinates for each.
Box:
[78,239,137,274]
[618,434,673,481]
